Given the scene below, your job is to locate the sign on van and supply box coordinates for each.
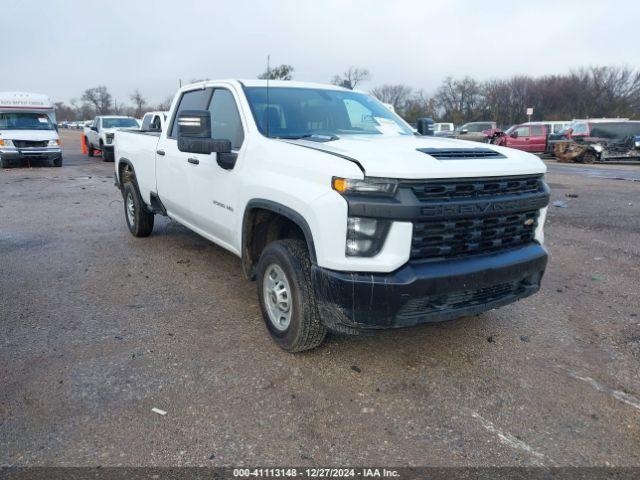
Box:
[0,92,53,110]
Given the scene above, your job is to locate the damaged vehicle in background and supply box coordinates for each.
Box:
[553,120,640,163]
[453,121,497,143]
[490,121,571,154]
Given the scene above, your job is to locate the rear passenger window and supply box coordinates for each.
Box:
[169,88,211,138]
[208,89,244,149]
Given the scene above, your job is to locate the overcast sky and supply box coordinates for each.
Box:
[3,0,638,106]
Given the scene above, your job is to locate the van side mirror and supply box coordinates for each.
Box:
[460,128,468,134]
[510,131,519,138]
[177,110,232,155]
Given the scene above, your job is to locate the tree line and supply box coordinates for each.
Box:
[55,65,640,128]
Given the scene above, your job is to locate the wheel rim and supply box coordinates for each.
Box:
[126,192,135,225]
[263,264,292,331]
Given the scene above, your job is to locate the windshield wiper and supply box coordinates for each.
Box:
[278,133,340,142]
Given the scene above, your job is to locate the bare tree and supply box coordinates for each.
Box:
[403,90,436,124]
[53,102,76,121]
[332,66,371,89]
[70,98,95,120]
[130,89,147,118]
[157,95,174,111]
[258,64,294,80]
[81,86,112,115]
[370,84,413,112]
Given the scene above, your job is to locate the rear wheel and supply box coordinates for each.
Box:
[256,239,326,352]
[122,180,154,237]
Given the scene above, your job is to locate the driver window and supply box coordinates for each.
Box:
[514,126,530,137]
[208,89,244,149]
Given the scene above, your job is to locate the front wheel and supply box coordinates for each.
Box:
[122,181,154,237]
[86,138,94,157]
[256,239,326,352]
[52,156,62,167]
[581,151,597,164]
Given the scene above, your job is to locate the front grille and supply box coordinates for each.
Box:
[396,280,529,322]
[13,140,48,148]
[402,174,545,261]
[416,147,505,159]
[407,174,544,201]
[412,210,538,260]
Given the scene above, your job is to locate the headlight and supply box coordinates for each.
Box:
[48,139,61,147]
[332,177,398,196]
[592,144,603,153]
[345,216,390,257]
[0,139,14,147]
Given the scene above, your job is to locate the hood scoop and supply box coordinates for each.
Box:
[416,147,505,160]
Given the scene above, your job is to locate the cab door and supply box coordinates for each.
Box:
[507,125,531,151]
[188,87,245,249]
[529,125,547,152]
[155,87,212,224]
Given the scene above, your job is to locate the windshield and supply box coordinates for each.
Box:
[0,112,54,130]
[244,87,414,138]
[102,118,138,129]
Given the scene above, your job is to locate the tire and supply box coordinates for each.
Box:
[122,180,154,237]
[256,239,327,352]
[86,137,94,157]
[581,151,597,164]
[0,156,8,168]
[52,156,63,167]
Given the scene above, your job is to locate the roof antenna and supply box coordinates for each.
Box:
[266,54,271,138]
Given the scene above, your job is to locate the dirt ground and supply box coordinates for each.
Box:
[1,130,639,467]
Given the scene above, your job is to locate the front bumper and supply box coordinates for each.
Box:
[312,243,547,333]
[0,148,62,161]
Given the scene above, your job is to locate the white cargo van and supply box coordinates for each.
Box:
[0,92,63,168]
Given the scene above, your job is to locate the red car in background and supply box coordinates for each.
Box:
[492,123,549,152]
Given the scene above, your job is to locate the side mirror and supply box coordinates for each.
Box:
[510,131,519,138]
[460,128,468,134]
[91,126,98,132]
[416,117,434,136]
[177,109,232,156]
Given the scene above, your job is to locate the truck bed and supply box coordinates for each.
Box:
[114,129,161,204]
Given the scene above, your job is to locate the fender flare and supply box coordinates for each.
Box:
[242,199,317,275]
[115,157,134,189]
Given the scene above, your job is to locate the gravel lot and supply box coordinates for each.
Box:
[1,130,639,467]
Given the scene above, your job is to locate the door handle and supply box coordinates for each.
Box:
[187,157,199,165]
[156,150,165,156]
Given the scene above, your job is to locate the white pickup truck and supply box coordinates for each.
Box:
[84,115,139,161]
[114,80,549,352]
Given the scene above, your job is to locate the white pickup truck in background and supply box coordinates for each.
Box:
[114,80,549,352]
[84,115,138,161]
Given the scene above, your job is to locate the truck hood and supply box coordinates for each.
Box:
[285,135,546,179]
[0,129,58,141]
